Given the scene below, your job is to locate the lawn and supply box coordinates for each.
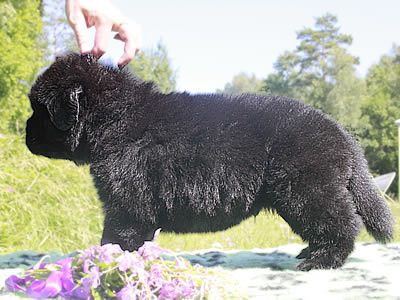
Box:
[1,133,399,255]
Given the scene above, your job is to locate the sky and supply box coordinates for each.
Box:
[105,0,400,94]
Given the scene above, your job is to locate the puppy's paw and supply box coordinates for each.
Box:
[296,247,310,259]
[295,255,345,271]
[295,260,318,271]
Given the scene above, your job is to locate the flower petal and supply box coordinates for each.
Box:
[26,280,46,298]
[5,275,26,293]
[43,271,63,297]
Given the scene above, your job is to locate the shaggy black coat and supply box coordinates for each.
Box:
[26,53,394,271]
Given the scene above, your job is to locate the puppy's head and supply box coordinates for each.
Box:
[26,53,95,163]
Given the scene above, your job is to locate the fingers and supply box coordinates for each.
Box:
[115,22,142,67]
[65,0,140,65]
[72,19,93,54]
[66,1,92,54]
[92,22,113,58]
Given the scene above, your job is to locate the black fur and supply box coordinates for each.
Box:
[26,53,394,271]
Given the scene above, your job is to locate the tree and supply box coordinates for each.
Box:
[129,42,177,93]
[325,47,368,130]
[263,51,303,99]
[217,72,264,95]
[360,45,400,194]
[0,0,44,134]
[41,0,78,63]
[263,13,364,131]
[295,13,353,84]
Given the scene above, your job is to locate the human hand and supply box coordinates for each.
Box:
[65,0,141,67]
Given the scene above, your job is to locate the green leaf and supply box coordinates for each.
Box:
[129,41,177,93]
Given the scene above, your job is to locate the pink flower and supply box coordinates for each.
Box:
[160,281,180,299]
[116,283,137,300]
[78,245,101,264]
[5,275,26,293]
[25,271,63,299]
[82,259,90,273]
[116,251,144,272]
[138,241,168,261]
[138,229,170,261]
[175,257,189,269]
[90,266,101,288]
[148,263,164,288]
[6,226,233,299]
[98,243,123,265]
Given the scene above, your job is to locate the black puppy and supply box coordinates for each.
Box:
[26,53,394,271]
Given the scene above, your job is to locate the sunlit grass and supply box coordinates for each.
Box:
[0,133,399,255]
[0,134,103,254]
[158,211,303,252]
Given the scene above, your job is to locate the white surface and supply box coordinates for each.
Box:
[1,243,400,299]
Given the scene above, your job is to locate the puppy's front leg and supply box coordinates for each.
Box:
[101,213,154,251]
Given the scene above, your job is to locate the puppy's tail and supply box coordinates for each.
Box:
[348,145,394,243]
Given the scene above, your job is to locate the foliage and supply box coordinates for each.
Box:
[6,231,239,299]
[217,72,264,95]
[0,0,44,134]
[262,13,365,131]
[129,42,177,93]
[40,0,78,62]
[0,134,103,254]
[325,47,368,132]
[360,45,400,194]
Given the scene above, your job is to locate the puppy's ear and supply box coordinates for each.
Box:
[46,85,83,131]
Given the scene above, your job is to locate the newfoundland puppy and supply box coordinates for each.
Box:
[26,53,394,271]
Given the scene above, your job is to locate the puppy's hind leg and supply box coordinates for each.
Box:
[276,185,362,271]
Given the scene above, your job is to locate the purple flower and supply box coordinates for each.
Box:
[160,281,180,299]
[150,262,163,277]
[24,271,62,299]
[59,277,92,300]
[6,256,93,300]
[138,241,167,261]
[60,285,89,300]
[180,280,196,298]
[78,245,102,264]
[148,262,163,288]
[98,243,123,265]
[58,266,86,299]
[116,251,144,272]
[55,257,73,270]
[175,258,189,269]
[25,280,46,299]
[116,283,137,300]
[90,266,101,288]
[82,259,91,273]
[5,275,26,293]
[5,226,235,300]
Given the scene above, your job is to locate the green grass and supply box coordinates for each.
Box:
[1,133,399,255]
[0,134,103,254]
